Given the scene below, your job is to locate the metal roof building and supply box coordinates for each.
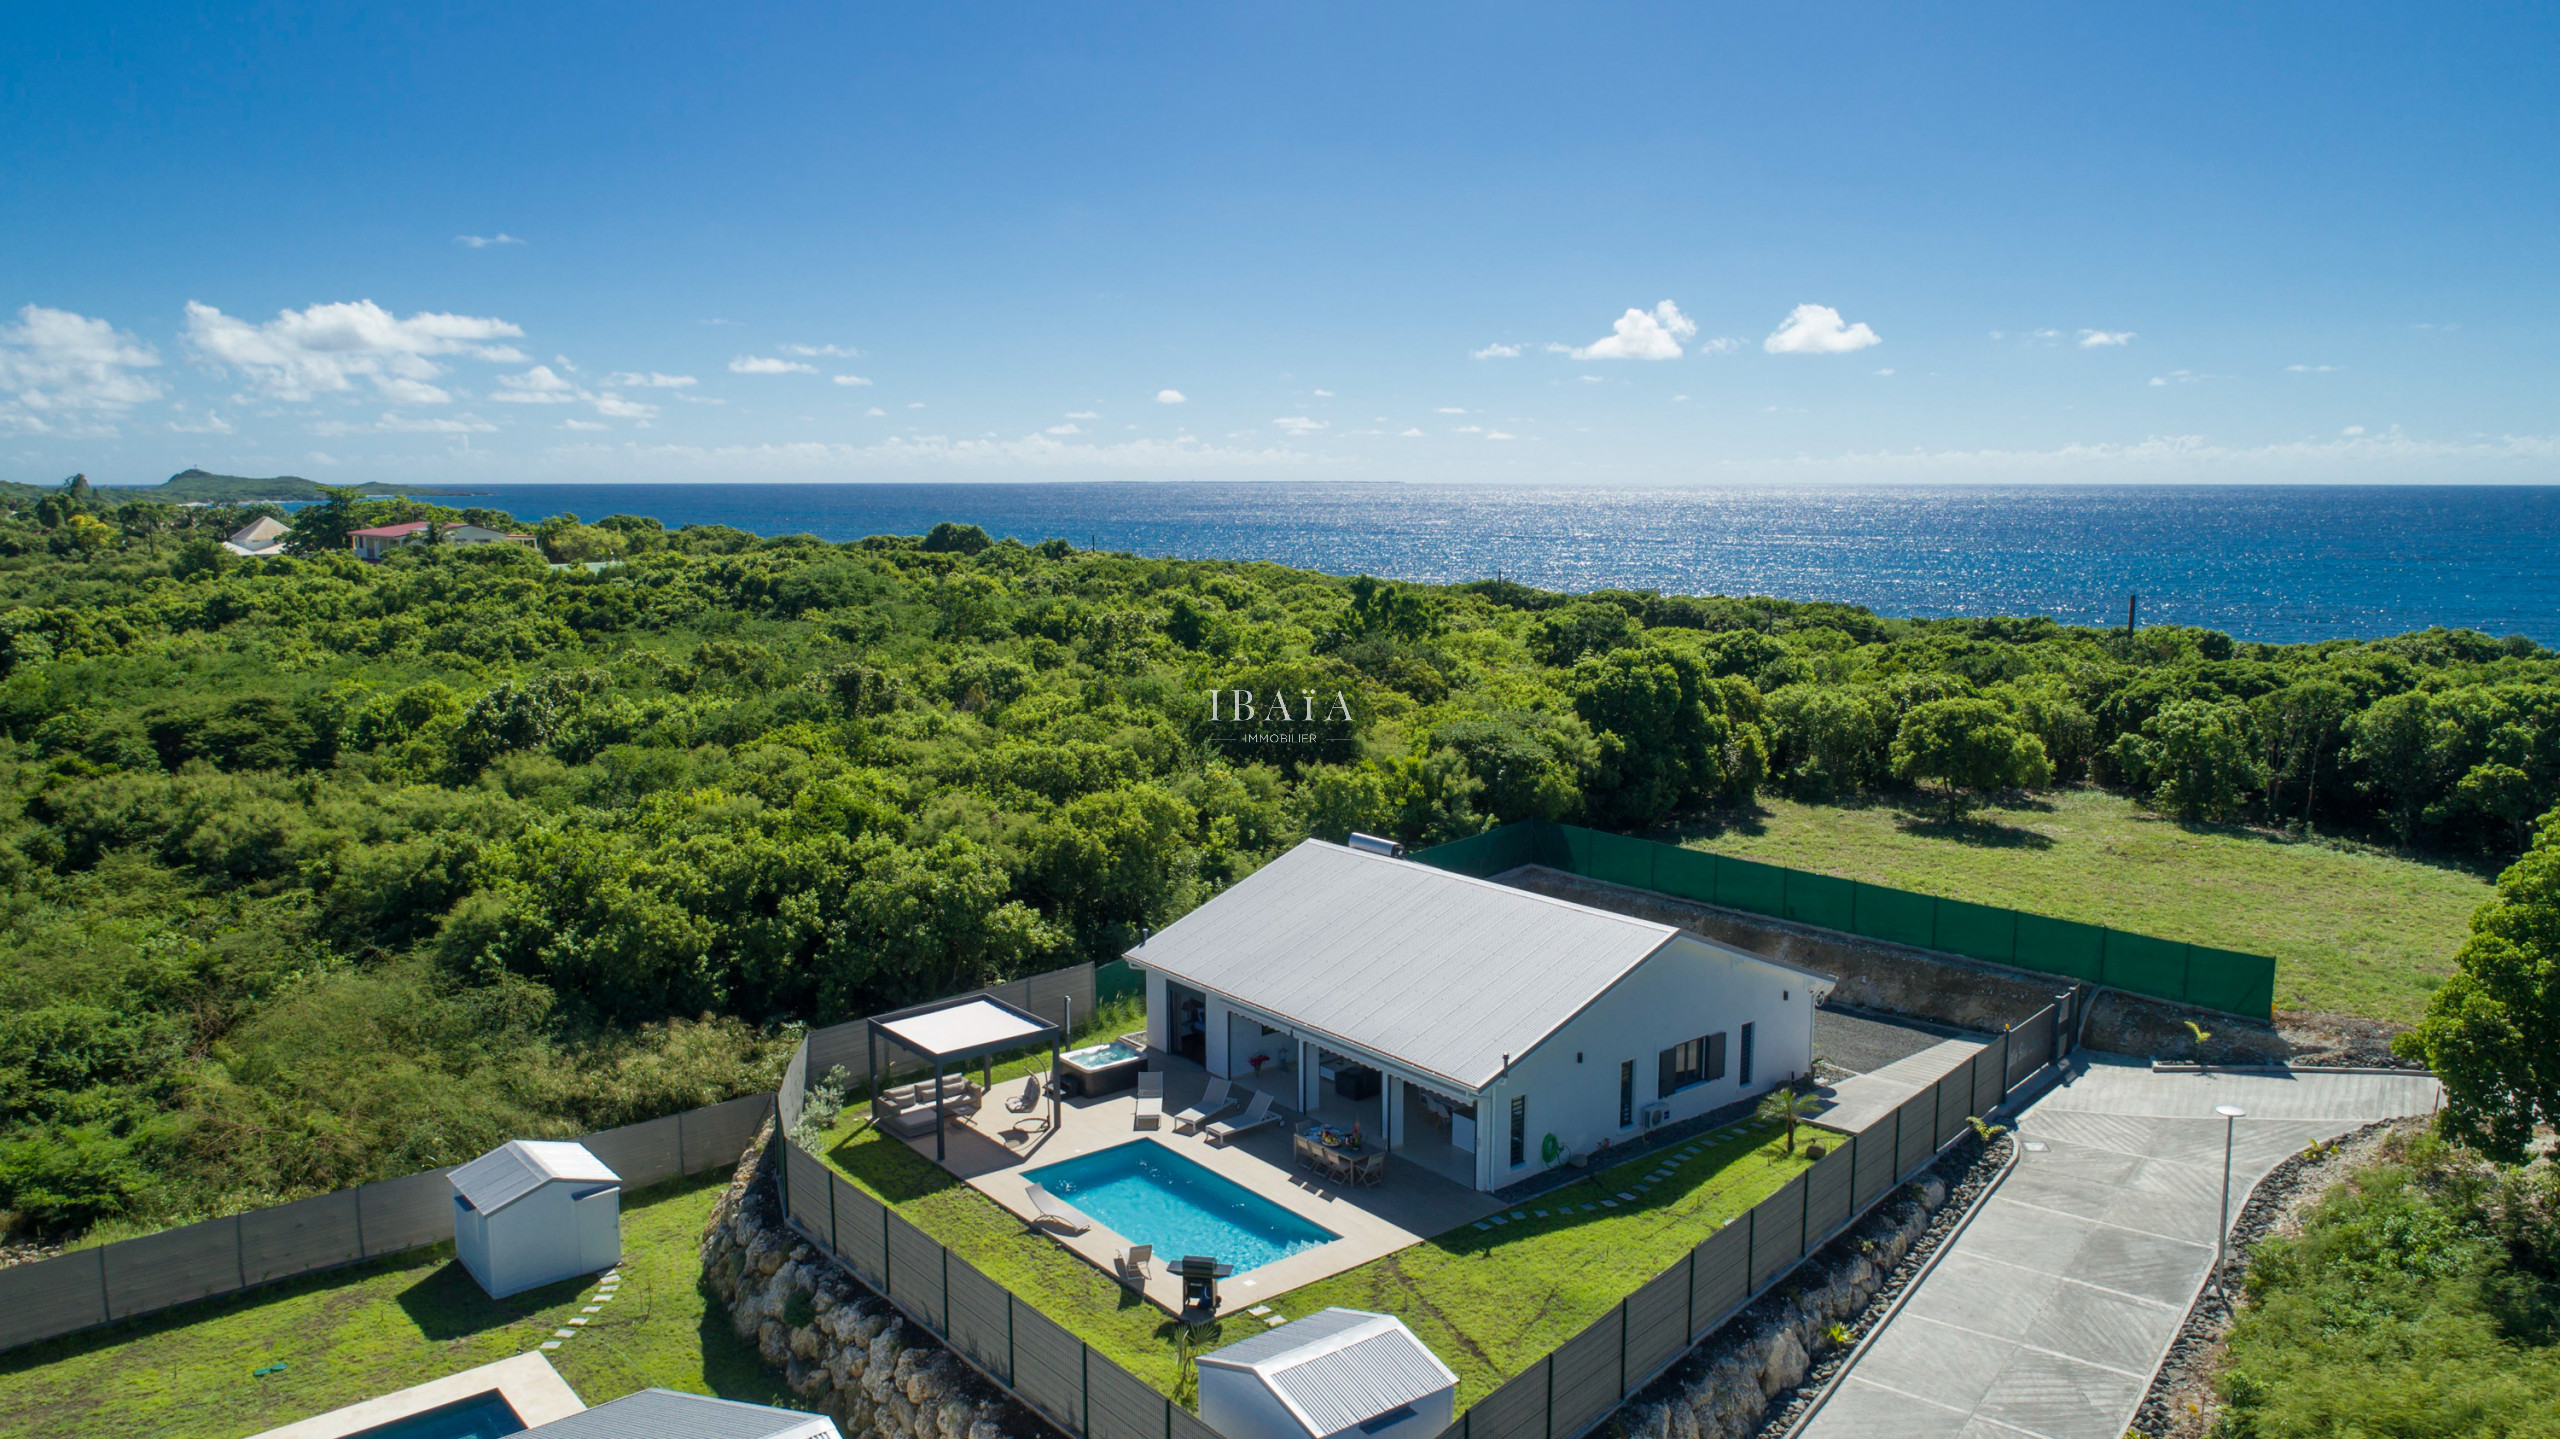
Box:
[450,1140,623,1299]
[1197,1308,1456,1439]
[520,1388,839,1439]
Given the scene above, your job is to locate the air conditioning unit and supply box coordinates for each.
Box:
[1640,1102,1672,1130]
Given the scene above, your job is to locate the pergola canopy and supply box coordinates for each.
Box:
[872,994,1059,1061]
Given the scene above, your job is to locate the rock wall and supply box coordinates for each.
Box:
[1496,866,2298,1063]
[700,1124,1051,1439]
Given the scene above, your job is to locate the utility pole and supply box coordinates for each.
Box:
[2125,592,2140,636]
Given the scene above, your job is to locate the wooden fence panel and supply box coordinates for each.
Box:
[1549,1312,1625,1439]
[356,1168,457,1258]
[943,1256,1013,1385]
[785,1142,833,1235]
[102,1214,240,1320]
[1893,1094,1934,1179]
[0,1250,104,1351]
[1852,1124,1896,1211]
[581,1113,683,1189]
[683,1093,775,1174]
[1803,1145,1855,1244]
[1690,1222,1749,1339]
[1467,1362,1549,1439]
[1087,1353,1169,1439]
[831,1174,890,1290]
[1009,1305,1087,1436]
[886,1213,947,1330]
[1933,1070,1971,1148]
[1973,1045,2006,1117]
[1171,1406,1224,1439]
[1749,1178,1805,1291]
[1623,1263,1691,1388]
[239,1189,362,1284]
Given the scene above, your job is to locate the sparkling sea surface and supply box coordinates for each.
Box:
[445,483,2560,645]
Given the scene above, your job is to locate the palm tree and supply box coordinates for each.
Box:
[1758,1087,1812,1154]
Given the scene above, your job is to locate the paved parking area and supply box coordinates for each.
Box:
[1802,1057,2440,1439]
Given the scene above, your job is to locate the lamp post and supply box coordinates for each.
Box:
[2214,1104,2246,1293]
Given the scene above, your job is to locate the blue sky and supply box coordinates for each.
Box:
[3,3,2554,487]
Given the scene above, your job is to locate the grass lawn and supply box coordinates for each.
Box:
[1658,788,2492,1024]
[818,1112,1811,1411]
[0,1169,794,1439]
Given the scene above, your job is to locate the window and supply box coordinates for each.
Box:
[1657,1032,1729,1096]
[1740,1022,1755,1087]
[1619,1060,1635,1127]
[1509,1094,1527,1167]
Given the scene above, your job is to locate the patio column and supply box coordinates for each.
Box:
[1383,1074,1403,1151]
[932,1060,946,1162]
[1299,1039,1317,1113]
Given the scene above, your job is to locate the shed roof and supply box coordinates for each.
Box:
[449,1139,621,1216]
[1200,1309,1455,1439]
[522,1388,833,1439]
[1129,840,1684,1092]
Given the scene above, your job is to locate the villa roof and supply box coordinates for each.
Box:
[1128,840,1685,1093]
[1200,1308,1456,1439]
[348,521,436,538]
[521,1388,834,1439]
[449,1139,620,1215]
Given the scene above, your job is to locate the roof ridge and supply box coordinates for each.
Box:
[1312,840,1681,940]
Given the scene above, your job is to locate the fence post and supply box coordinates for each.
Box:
[234,1213,247,1290]
[1545,1351,1556,1439]
[1847,1131,1858,1217]
[1007,1292,1016,1386]
[943,1246,951,1332]
[1800,1172,1810,1256]
[677,1108,688,1173]
[1618,1296,1629,1397]
[883,1205,893,1292]
[1686,1246,1696,1338]
[2008,908,2020,965]
[1082,1343,1091,1439]
[827,1164,838,1249]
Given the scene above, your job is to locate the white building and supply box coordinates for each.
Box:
[450,1140,623,1299]
[519,1388,841,1438]
[221,514,289,557]
[1198,1308,1456,1439]
[1129,839,1831,1191]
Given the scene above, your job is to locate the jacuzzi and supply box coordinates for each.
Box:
[1054,1037,1146,1097]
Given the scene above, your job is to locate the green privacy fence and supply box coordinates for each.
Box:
[1413,821,2277,1021]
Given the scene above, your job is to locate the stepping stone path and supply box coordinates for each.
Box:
[1533,1209,1549,1217]
[1508,1211,1526,1220]
[1472,1221,1492,1231]
[1600,1199,1618,1208]
[1247,1304,1272,1316]
[1616,1191,1637,1200]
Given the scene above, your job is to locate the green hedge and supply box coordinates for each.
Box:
[1414,821,2277,1020]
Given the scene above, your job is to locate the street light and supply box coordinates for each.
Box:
[2214,1104,2247,1293]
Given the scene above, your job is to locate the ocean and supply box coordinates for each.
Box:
[443,482,2560,646]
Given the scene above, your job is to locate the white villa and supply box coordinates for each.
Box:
[1127,839,1832,1193]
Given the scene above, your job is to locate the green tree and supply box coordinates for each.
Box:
[2393,808,2560,1162]
[2113,699,2262,821]
[2251,679,2353,828]
[1529,601,1642,667]
[2351,690,2461,844]
[284,484,368,555]
[1569,645,1754,825]
[1429,710,1595,825]
[1888,697,2052,814]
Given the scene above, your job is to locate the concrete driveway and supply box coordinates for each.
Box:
[1801,1056,2440,1439]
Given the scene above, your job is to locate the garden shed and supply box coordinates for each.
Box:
[450,1139,623,1299]
[1198,1308,1456,1439]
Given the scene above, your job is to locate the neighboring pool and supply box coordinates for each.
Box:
[346,1392,526,1439]
[1024,1141,1337,1273]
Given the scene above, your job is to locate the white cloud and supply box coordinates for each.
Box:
[2034,328,2063,341]
[1273,416,1327,435]
[865,406,886,417]
[167,409,234,435]
[1695,336,1741,356]
[562,418,610,431]
[1434,406,1468,414]
[831,374,874,387]
[605,371,698,388]
[2343,425,2365,436]
[1578,374,1604,384]
[313,411,499,435]
[1156,388,1187,404]
[1874,368,1895,376]
[0,305,164,431]
[730,356,816,375]
[1485,430,1516,440]
[1313,389,1335,398]
[781,343,861,358]
[185,299,526,403]
[1573,301,1697,361]
[454,233,524,248]
[533,432,1328,476]
[907,401,925,410]
[1399,427,1426,437]
[1671,394,1690,403]
[592,393,659,420]
[1066,410,1099,419]
[1045,422,1081,435]
[1472,343,1522,359]
[2148,369,2227,387]
[1454,425,1484,434]
[2287,364,2340,374]
[1763,303,1882,355]
[492,364,581,402]
[2078,330,2136,347]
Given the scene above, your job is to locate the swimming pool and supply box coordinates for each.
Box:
[1024,1141,1336,1273]
[345,1391,525,1438]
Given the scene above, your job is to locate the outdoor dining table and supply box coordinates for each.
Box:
[1292,1125,1385,1187]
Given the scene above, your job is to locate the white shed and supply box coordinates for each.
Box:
[450,1140,622,1299]
[1198,1309,1456,1439]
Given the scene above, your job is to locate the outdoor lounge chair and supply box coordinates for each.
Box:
[1005,1074,1045,1113]
[1204,1091,1278,1146]
[1133,1072,1164,1129]
[1172,1077,1239,1134]
[1114,1243,1153,1285]
[1025,1182,1093,1234]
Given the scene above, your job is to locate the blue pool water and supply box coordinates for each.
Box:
[1063,1040,1143,1066]
[1024,1141,1337,1273]
[347,1392,525,1438]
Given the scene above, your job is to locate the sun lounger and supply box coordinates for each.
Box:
[1133,1072,1164,1129]
[1172,1077,1239,1134]
[1114,1243,1153,1285]
[1205,1091,1278,1146]
[1025,1182,1093,1234]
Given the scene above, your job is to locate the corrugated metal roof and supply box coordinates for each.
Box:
[448,1140,620,1216]
[522,1389,834,1439]
[1201,1309,1456,1439]
[1129,840,1680,1092]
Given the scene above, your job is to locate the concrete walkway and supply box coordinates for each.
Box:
[1808,1037,1988,1135]
[1802,1057,2440,1439]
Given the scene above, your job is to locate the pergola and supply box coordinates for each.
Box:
[868,993,1063,1161]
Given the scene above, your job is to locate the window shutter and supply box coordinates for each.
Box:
[1707,1032,1727,1082]
[1658,1047,1677,1098]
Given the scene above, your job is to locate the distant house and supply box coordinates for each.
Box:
[221,514,289,557]
[348,520,538,561]
[1198,1308,1456,1439]
[450,1139,622,1299]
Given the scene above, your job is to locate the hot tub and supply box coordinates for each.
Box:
[1054,1038,1146,1098]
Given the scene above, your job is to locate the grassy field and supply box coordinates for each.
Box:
[817,1113,1811,1409]
[0,1170,792,1439]
[1659,788,2492,1024]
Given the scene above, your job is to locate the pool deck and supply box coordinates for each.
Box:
[894,1064,1503,1315]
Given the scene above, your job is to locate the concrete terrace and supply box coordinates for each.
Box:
[1802,1057,2442,1439]
[883,1059,1503,1315]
